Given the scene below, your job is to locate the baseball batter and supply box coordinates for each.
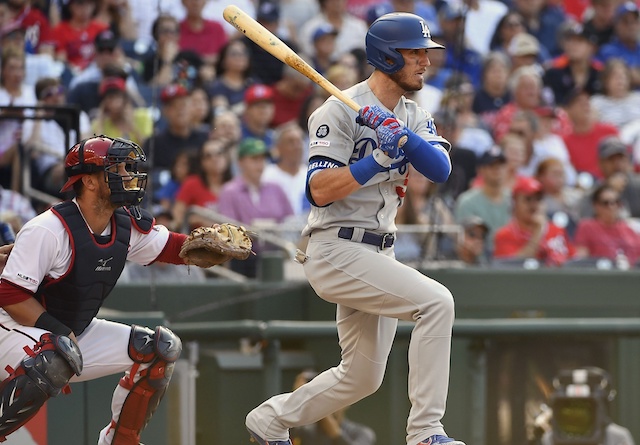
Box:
[0,136,195,444]
[246,12,465,445]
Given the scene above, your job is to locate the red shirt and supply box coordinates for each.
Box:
[52,20,109,71]
[574,218,640,264]
[494,219,575,266]
[271,84,314,127]
[11,6,52,53]
[563,123,619,179]
[492,103,572,142]
[175,175,218,208]
[179,19,227,59]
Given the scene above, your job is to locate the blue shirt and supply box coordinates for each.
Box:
[597,37,640,69]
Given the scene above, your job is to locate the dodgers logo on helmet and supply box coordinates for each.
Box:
[365,12,445,74]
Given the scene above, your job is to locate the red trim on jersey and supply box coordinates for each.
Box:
[150,232,188,265]
[0,279,34,306]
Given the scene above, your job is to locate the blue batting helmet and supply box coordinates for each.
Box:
[365,12,445,74]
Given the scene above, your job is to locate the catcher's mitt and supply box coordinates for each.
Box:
[179,224,253,268]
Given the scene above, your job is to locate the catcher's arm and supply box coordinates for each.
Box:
[178,224,254,268]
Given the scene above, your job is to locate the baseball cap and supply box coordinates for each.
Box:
[461,215,489,233]
[512,176,543,196]
[257,1,280,22]
[598,136,629,159]
[160,83,189,103]
[366,3,393,24]
[244,84,274,105]
[477,146,506,166]
[507,33,540,57]
[559,20,598,44]
[98,76,126,97]
[94,29,119,51]
[440,1,466,20]
[615,1,640,22]
[312,24,338,43]
[238,138,268,158]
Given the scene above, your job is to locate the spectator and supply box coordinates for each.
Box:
[437,1,483,88]
[574,183,640,266]
[128,0,183,48]
[4,0,54,54]
[562,88,619,180]
[189,85,212,133]
[290,370,377,445]
[0,23,64,88]
[172,138,231,231]
[473,51,512,129]
[178,0,227,65]
[91,76,153,145]
[499,132,528,190]
[208,38,253,114]
[240,84,276,152]
[141,14,180,87]
[531,107,577,186]
[51,0,109,73]
[536,157,583,239]
[262,122,308,217]
[172,49,211,90]
[0,185,36,228]
[21,77,91,197]
[513,0,567,57]
[432,108,477,204]
[582,0,617,47]
[217,138,294,277]
[590,59,640,130]
[310,24,338,75]
[246,1,293,85]
[455,215,490,266]
[507,110,539,176]
[597,1,640,89]
[440,75,494,158]
[143,83,209,171]
[488,11,526,55]
[506,32,544,74]
[321,62,359,98]
[210,109,242,151]
[463,0,509,56]
[298,0,368,60]
[455,147,511,246]
[154,149,197,213]
[271,63,315,128]
[543,20,603,106]
[94,0,136,41]
[0,47,36,189]
[494,176,576,267]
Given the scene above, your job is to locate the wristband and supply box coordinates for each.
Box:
[35,312,73,337]
[349,151,388,185]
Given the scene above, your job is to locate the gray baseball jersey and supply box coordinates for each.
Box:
[302,80,450,237]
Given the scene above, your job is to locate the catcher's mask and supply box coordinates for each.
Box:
[60,135,147,212]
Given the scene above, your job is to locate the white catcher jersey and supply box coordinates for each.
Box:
[302,80,451,236]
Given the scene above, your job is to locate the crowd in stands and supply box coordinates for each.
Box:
[2,0,640,276]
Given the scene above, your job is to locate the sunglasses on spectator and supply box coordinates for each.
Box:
[41,85,65,100]
[597,199,621,207]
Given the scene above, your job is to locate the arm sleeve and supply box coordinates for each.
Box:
[402,130,452,183]
[150,232,189,265]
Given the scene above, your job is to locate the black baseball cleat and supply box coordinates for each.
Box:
[247,428,292,445]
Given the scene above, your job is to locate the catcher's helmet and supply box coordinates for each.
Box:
[60,135,147,209]
[366,12,445,74]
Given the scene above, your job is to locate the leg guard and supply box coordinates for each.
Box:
[0,333,82,442]
[111,325,181,445]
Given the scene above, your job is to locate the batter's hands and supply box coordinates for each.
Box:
[356,105,394,129]
[376,117,408,158]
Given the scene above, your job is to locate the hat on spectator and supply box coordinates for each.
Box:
[512,176,543,196]
[160,83,189,103]
[614,1,639,22]
[94,29,119,51]
[313,24,338,43]
[439,1,466,20]
[366,3,393,25]
[507,33,540,57]
[99,77,126,97]
[461,215,489,234]
[598,137,629,159]
[477,146,506,166]
[244,84,274,105]
[558,20,598,45]
[257,1,280,22]
[238,138,268,158]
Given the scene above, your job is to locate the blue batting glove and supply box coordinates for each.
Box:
[375,117,408,158]
[356,105,394,129]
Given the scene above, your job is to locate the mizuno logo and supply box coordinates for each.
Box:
[95,257,114,272]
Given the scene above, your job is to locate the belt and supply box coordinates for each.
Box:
[337,227,395,249]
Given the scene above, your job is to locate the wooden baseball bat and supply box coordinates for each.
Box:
[223,5,360,113]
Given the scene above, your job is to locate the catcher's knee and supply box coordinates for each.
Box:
[110,326,181,445]
[0,334,82,440]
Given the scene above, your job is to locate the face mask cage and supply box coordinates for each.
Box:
[103,138,148,208]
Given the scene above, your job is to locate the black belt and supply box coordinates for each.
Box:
[338,227,395,249]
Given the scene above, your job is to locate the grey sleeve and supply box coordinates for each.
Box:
[411,106,451,151]
[308,99,358,164]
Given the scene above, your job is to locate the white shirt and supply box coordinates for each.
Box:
[299,13,368,59]
[262,163,307,216]
[1,200,170,293]
[464,0,508,56]
[0,85,37,156]
[170,0,257,38]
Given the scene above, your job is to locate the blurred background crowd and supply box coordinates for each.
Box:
[2,0,640,276]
